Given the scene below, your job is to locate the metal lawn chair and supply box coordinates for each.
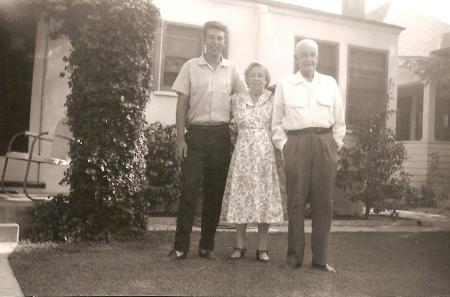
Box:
[1,117,72,201]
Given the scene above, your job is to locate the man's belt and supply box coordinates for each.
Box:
[287,127,332,135]
[188,123,229,130]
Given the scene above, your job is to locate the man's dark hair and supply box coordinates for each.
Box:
[203,21,228,41]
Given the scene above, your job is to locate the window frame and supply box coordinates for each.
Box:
[346,45,389,127]
[158,21,204,91]
[293,36,339,81]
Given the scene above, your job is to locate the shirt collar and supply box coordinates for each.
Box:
[245,89,272,107]
[198,54,229,67]
[290,71,322,85]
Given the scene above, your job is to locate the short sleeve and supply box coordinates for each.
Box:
[171,61,191,96]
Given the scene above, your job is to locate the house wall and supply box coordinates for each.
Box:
[3,0,402,207]
[403,141,450,188]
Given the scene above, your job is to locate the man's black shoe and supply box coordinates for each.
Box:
[198,249,216,259]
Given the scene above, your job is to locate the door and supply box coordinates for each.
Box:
[0,8,36,155]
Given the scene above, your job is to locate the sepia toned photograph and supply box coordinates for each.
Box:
[1,0,449,296]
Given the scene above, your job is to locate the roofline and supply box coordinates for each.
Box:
[248,0,404,31]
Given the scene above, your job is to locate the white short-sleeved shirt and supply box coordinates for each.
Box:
[171,54,245,125]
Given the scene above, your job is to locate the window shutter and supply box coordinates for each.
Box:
[151,23,163,91]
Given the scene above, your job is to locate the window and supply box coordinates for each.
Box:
[153,22,230,91]
[294,37,339,80]
[435,86,450,141]
[396,85,423,141]
[347,47,387,126]
[160,23,203,90]
[0,13,36,155]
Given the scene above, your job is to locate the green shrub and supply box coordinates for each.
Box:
[22,0,160,242]
[20,194,72,242]
[337,80,412,218]
[405,153,448,208]
[144,122,181,211]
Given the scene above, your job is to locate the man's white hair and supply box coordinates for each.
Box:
[295,39,319,56]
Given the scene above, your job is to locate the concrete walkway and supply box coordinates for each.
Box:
[147,210,450,233]
[1,209,449,297]
[0,242,23,297]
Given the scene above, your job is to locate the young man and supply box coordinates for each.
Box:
[272,39,346,272]
[168,21,246,260]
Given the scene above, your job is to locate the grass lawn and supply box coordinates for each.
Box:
[9,231,450,296]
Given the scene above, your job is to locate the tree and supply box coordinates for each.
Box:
[337,80,412,218]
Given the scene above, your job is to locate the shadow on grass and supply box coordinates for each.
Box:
[9,231,450,296]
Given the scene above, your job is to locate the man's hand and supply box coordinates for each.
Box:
[176,138,188,161]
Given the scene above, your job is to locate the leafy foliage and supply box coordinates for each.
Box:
[144,122,181,211]
[337,82,412,218]
[20,194,72,242]
[20,0,160,241]
[401,55,450,96]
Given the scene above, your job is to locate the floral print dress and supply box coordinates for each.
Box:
[221,89,284,224]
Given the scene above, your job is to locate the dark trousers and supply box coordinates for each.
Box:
[174,125,231,252]
[283,131,338,266]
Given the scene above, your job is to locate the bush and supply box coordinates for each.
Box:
[20,194,72,242]
[337,80,413,218]
[404,153,448,208]
[23,0,160,241]
[144,122,181,212]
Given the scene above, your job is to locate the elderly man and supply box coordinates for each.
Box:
[168,21,246,260]
[272,39,346,272]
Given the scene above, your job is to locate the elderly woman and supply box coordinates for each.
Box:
[221,62,284,262]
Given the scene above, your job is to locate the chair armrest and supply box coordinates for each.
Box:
[6,131,51,153]
[24,131,54,142]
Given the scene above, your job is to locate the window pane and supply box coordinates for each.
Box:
[163,57,188,87]
[166,35,202,58]
[294,38,338,80]
[396,96,412,140]
[435,87,450,141]
[347,48,386,126]
[317,43,337,79]
[161,24,203,89]
[396,85,423,141]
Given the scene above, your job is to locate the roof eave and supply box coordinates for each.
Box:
[248,0,404,32]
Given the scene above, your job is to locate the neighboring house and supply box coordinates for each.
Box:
[367,0,450,192]
[0,0,403,214]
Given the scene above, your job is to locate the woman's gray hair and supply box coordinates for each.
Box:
[244,62,271,87]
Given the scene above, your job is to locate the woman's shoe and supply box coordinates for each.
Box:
[229,247,247,259]
[256,249,270,262]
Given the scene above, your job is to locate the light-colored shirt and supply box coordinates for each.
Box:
[271,71,346,151]
[171,54,246,125]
